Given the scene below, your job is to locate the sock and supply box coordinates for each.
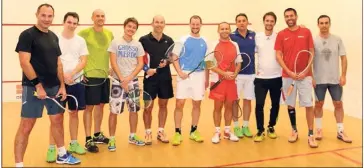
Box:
[337,123,344,133]
[224,126,230,133]
[175,128,181,134]
[110,136,115,140]
[234,121,239,127]
[146,129,152,134]
[130,133,135,138]
[308,130,314,136]
[243,121,249,127]
[70,140,77,144]
[190,125,197,133]
[215,127,221,133]
[49,144,56,149]
[315,118,322,129]
[158,127,164,132]
[288,108,297,131]
[94,132,100,137]
[86,136,92,142]
[58,146,67,157]
[15,162,23,167]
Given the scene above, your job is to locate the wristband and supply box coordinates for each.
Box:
[143,64,150,72]
[30,77,40,86]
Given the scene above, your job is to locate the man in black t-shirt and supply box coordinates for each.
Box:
[139,15,174,145]
[13,4,80,167]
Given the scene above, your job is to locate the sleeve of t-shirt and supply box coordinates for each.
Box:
[15,31,33,53]
[107,40,117,54]
[54,35,62,57]
[137,42,145,57]
[79,38,89,56]
[307,29,314,49]
[205,41,218,61]
[338,37,346,56]
[232,42,243,63]
[274,32,283,51]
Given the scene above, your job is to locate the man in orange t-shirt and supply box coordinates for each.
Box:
[275,8,317,148]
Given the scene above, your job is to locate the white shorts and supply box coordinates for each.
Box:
[236,74,255,100]
[281,76,313,107]
[176,71,205,101]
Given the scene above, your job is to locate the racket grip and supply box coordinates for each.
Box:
[286,84,294,96]
[210,80,221,91]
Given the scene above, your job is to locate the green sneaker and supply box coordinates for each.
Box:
[108,138,116,151]
[242,127,253,138]
[68,142,86,155]
[172,133,182,146]
[190,131,204,142]
[234,127,244,138]
[46,147,56,163]
[128,135,145,146]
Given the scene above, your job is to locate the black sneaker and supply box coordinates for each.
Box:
[93,132,109,144]
[267,126,277,139]
[85,139,99,153]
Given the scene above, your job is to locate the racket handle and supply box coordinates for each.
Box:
[108,75,120,84]
[210,80,222,91]
[286,84,294,96]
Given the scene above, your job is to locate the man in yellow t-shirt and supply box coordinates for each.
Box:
[78,9,113,153]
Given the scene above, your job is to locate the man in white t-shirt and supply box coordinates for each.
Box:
[46,12,89,162]
[253,12,282,142]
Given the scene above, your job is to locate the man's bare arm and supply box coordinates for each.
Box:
[57,57,65,88]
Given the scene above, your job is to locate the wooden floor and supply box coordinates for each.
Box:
[2,78,363,167]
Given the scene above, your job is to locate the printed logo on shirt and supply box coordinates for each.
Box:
[298,36,305,38]
[117,45,138,58]
[249,36,253,40]
[284,37,290,41]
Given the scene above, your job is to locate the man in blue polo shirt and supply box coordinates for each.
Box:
[230,13,256,138]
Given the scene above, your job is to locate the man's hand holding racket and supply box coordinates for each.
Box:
[56,85,67,101]
[35,83,47,100]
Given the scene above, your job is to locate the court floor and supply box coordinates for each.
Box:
[2,77,363,167]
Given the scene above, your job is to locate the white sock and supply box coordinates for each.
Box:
[110,136,115,140]
[243,121,249,127]
[315,118,322,129]
[130,133,135,137]
[146,129,152,134]
[49,144,55,149]
[70,140,77,144]
[58,146,67,157]
[15,162,23,167]
[158,127,164,132]
[337,123,344,133]
[215,127,220,133]
[224,126,230,133]
[234,121,239,127]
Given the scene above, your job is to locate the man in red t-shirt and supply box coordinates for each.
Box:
[275,8,317,148]
[208,22,242,144]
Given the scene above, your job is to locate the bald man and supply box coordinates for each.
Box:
[78,9,114,153]
[139,15,174,145]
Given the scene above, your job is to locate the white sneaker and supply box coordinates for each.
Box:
[211,132,220,144]
[224,131,239,142]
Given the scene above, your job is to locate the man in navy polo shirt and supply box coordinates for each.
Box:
[230,13,256,138]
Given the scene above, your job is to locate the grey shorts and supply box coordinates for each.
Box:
[314,84,342,101]
[21,85,65,118]
[282,76,313,107]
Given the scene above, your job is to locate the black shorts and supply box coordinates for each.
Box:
[143,79,173,100]
[85,78,110,105]
[65,83,86,111]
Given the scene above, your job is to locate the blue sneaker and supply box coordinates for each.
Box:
[56,152,81,165]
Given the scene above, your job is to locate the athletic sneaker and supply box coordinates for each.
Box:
[157,131,169,143]
[108,138,116,152]
[85,139,99,153]
[46,147,56,163]
[190,131,203,142]
[288,130,298,143]
[93,132,109,144]
[129,135,145,146]
[211,132,221,144]
[68,142,86,155]
[172,133,182,146]
[234,127,244,138]
[223,132,239,142]
[145,133,152,145]
[242,127,253,137]
[267,127,277,139]
[254,131,265,142]
[337,131,352,143]
[308,135,318,148]
[315,128,323,140]
[56,152,81,165]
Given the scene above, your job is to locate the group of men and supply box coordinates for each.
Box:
[13,3,351,167]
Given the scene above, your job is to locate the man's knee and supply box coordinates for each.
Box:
[19,118,37,135]
[315,101,324,108]
[333,101,343,109]
[49,113,64,125]
[175,99,185,110]
[158,99,168,109]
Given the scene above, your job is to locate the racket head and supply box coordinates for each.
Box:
[294,50,313,74]
[74,69,108,86]
[204,50,224,70]
[127,89,153,110]
[164,42,186,63]
[238,52,251,72]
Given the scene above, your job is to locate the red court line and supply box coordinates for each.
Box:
[213,146,362,167]
[2,23,243,26]
[331,151,362,166]
[3,81,21,83]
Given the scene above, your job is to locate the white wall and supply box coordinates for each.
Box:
[3,0,362,118]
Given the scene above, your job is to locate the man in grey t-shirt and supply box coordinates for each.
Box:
[107,17,146,151]
[312,15,351,143]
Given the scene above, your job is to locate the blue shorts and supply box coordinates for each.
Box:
[314,84,343,101]
[21,85,65,118]
[65,83,86,111]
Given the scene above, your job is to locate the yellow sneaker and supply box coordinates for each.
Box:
[172,133,182,146]
[267,127,277,139]
[254,132,265,142]
[190,131,204,143]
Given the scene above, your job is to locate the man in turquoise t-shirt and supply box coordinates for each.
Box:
[78,9,113,153]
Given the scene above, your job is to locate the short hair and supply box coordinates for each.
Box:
[317,15,331,24]
[124,17,139,29]
[284,8,297,16]
[218,22,230,29]
[263,12,277,23]
[37,3,54,14]
[63,12,79,23]
[189,15,202,24]
[235,13,248,22]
